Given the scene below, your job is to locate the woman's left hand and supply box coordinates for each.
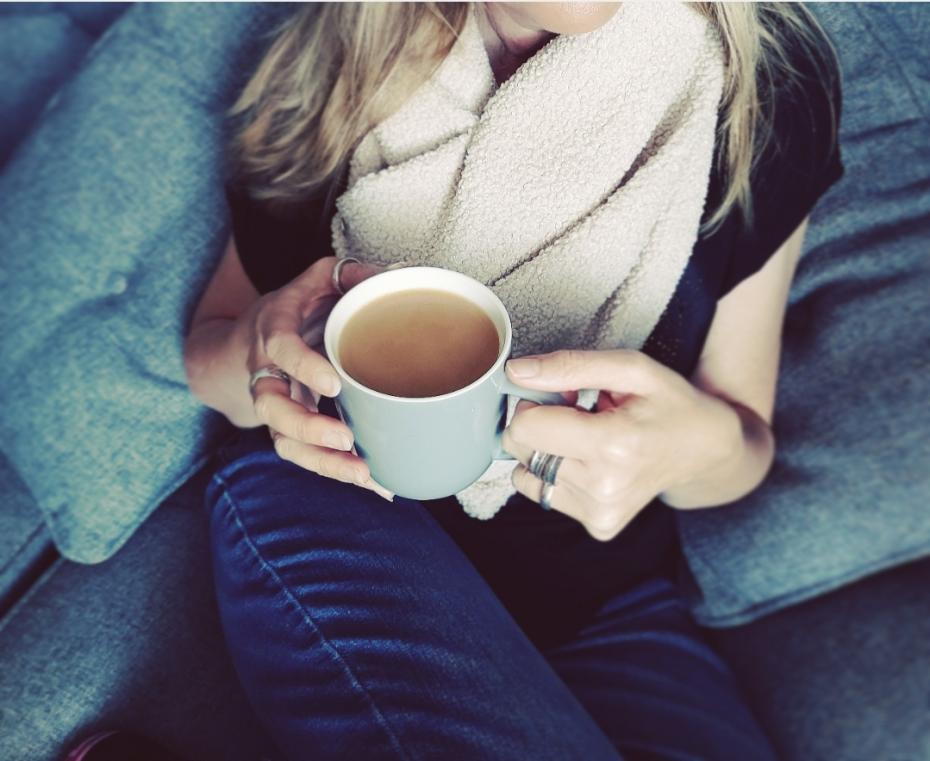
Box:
[501,349,744,541]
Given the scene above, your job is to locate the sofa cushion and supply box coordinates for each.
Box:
[711,556,930,760]
[0,2,128,612]
[677,3,930,625]
[0,3,128,168]
[0,461,280,761]
[0,3,294,562]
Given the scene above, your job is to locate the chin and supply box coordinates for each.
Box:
[521,2,622,35]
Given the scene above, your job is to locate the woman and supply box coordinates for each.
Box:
[184,3,842,759]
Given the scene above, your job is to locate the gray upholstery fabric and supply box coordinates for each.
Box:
[0,451,53,617]
[0,3,128,168]
[0,0,124,620]
[677,2,930,626]
[711,556,930,761]
[0,3,292,563]
[0,463,281,761]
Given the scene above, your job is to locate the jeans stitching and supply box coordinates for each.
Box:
[213,474,416,761]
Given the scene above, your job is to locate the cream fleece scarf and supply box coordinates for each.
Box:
[330,2,724,519]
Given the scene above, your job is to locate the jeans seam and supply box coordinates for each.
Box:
[213,474,416,761]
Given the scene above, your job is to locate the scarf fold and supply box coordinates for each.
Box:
[331,2,724,519]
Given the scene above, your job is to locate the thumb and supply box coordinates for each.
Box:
[297,257,386,297]
[339,259,388,292]
[505,349,655,395]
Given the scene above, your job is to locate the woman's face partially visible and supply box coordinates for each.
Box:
[498,2,622,35]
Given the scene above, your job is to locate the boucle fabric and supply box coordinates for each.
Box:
[331,2,724,518]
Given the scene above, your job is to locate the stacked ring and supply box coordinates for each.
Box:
[540,453,564,485]
[528,450,547,479]
[528,449,564,486]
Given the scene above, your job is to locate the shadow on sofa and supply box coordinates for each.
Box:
[0,4,928,761]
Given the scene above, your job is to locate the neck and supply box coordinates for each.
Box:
[476,4,555,81]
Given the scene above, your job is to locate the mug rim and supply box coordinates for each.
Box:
[322,266,513,404]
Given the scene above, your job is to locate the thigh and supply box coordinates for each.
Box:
[542,577,779,761]
[205,428,622,761]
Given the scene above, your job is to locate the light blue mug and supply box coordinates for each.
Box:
[323,266,563,500]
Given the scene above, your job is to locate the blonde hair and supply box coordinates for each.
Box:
[230,2,838,230]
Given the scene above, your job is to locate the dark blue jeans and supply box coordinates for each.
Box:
[205,427,777,761]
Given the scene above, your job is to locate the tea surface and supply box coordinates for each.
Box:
[338,289,500,398]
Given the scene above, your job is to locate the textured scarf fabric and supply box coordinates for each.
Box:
[330,2,725,518]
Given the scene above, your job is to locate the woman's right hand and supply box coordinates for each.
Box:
[244,256,393,499]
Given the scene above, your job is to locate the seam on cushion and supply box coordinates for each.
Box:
[214,477,415,761]
[57,10,99,44]
[0,523,50,578]
[0,555,65,636]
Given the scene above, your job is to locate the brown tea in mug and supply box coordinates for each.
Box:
[338,289,500,397]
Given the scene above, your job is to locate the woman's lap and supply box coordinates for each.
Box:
[205,428,775,761]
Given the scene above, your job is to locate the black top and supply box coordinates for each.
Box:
[226,39,843,649]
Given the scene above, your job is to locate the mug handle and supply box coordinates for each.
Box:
[492,378,568,460]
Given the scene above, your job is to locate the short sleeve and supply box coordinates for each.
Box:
[714,37,845,298]
[224,183,336,295]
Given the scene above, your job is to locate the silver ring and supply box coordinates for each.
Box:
[528,450,547,479]
[249,365,291,398]
[540,454,564,486]
[539,483,555,511]
[529,451,563,486]
[332,256,361,295]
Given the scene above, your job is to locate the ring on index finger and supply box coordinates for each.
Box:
[249,364,291,399]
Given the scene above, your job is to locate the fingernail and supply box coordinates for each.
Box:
[322,432,352,451]
[313,371,341,396]
[361,475,394,501]
[342,466,361,483]
[372,483,395,502]
[507,358,540,378]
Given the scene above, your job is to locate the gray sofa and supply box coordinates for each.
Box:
[1,4,928,760]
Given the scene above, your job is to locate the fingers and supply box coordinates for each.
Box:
[504,402,606,460]
[295,256,386,297]
[500,427,589,491]
[261,329,342,397]
[269,427,367,483]
[253,385,353,450]
[338,259,386,291]
[506,349,657,395]
[268,427,393,500]
[511,465,639,542]
[258,257,389,398]
[511,464,582,523]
